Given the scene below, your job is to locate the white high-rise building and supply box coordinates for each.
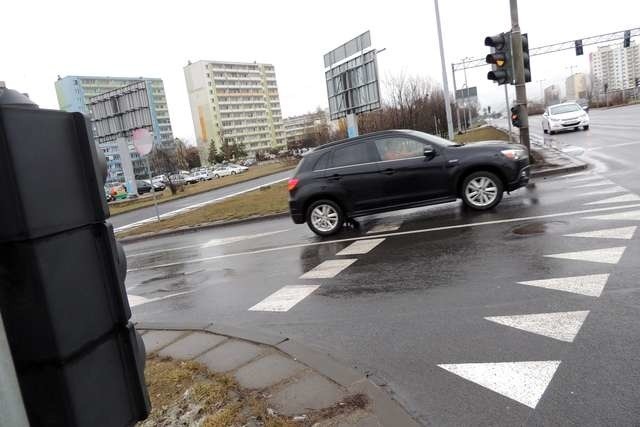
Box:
[184,60,285,162]
[590,43,640,92]
[565,73,588,100]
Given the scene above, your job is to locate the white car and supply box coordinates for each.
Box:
[211,166,233,178]
[542,102,590,135]
[227,163,249,174]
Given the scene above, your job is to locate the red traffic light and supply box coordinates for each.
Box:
[485,34,506,49]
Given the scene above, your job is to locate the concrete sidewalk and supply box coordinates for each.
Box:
[137,322,419,427]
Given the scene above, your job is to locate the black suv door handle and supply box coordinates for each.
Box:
[381,168,395,175]
[328,174,341,181]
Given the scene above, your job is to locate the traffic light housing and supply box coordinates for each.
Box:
[485,32,513,85]
[624,30,631,48]
[511,105,522,128]
[575,39,584,56]
[0,87,149,426]
[522,33,531,83]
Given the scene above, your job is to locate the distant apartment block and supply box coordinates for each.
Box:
[284,110,330,147]
[544,85,561,106]
[565,73,588,100]
[55,75,174,146]
[184,60,285,161]
[590,43,640,92]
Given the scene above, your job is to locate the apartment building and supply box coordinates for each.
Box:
[590,43,640,92]
[565,73,588,100]
[283,110,330,147]
[184,60,285,161]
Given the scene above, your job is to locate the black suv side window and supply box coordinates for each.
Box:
[375,137,425,161]
[330,143,375,168]
[312,151,330,171]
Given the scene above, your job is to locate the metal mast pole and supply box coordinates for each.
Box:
[510,0,530,151]
[463,58,472,128]
[504,85,513,141]
[451,63,462,134]
[434,0,455,140]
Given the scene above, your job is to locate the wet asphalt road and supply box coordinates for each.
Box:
[123,105,640,426]
[108,169,292,229]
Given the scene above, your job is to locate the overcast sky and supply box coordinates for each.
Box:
[3,0,638,143]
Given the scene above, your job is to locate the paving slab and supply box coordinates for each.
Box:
[158,332,227,360]
[142,330,187,353]
[269,372,345,415]
[234,353,305,389]
[196,339,263,372]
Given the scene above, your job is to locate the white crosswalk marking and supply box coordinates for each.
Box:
[128,295,150,307]
[485,311,590,342]
[584,194,640,205]
[367,222,402,234]
[544,246,626,264]
[564,226,637,240]
[584,209,640,221]
[336,238,385,256]
[438,361,561,409]
[249,285,320,312]
[518,274,609,297]
[201,229,289,248]
[300,259,357,279]
[565,175,602,184]
[571,181,617,189]
[579,187,629,197]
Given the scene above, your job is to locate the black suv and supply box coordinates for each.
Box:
[288,130,530,236]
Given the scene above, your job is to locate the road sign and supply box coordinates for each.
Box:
[455,87,478,100]
[132,128,153,156]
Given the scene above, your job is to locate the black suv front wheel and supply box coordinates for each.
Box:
[306,199,344,236]
[461,171,504,210]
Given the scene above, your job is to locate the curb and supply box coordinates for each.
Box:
[135,321,420,427]
[117,212,289,243]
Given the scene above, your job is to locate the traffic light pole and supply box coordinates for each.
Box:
[450,63,462,134]
[504,85,513,141]
[509,0,530,152]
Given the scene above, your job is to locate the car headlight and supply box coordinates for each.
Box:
[501,148,527,160]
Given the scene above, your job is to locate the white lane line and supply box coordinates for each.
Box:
[518,274,609,297]
[126,204,640,272]
[485,311,590,343]
[201,229,289,248]
[544,246,626,264]
[579,187,629,197]
[127,229,290,257]
[584,209,640,221]
[300,259,357,279]
[367,223,402,234]
[336,238,385,256]
[248,285,320,312]
[570,181,617,189]
[584,194,640,205]
[437,361,561,409]
[114,177,290,232]
[128,290,197,308]
[564,226,637,240]
[563,175,602,184]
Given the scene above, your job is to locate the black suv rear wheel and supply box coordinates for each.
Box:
[461,171,504,210]
[306,199,344,236]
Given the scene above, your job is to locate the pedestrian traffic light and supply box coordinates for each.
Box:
[0,86,149,426]
[511,105,522,128]
[575,39,584,56]
[485,32,513,85]
[522,33,531,83]
[624,30,631,48]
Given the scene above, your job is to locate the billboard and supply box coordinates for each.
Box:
[455,86,478,100]
[324,31,371,68]
[325,50,381,121]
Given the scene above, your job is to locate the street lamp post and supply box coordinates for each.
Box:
[434,0,455,140]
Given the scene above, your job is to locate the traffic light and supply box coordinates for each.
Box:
[624,30,631,48]
[522,33,531,83]
[511,105,522,128]
[575,39,584,56]
[485,32,513,85]
[0,87,149,426]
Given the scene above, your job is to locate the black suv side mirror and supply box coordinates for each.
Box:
[423,145,436,159]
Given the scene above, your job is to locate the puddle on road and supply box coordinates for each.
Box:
[510,221,567,236]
